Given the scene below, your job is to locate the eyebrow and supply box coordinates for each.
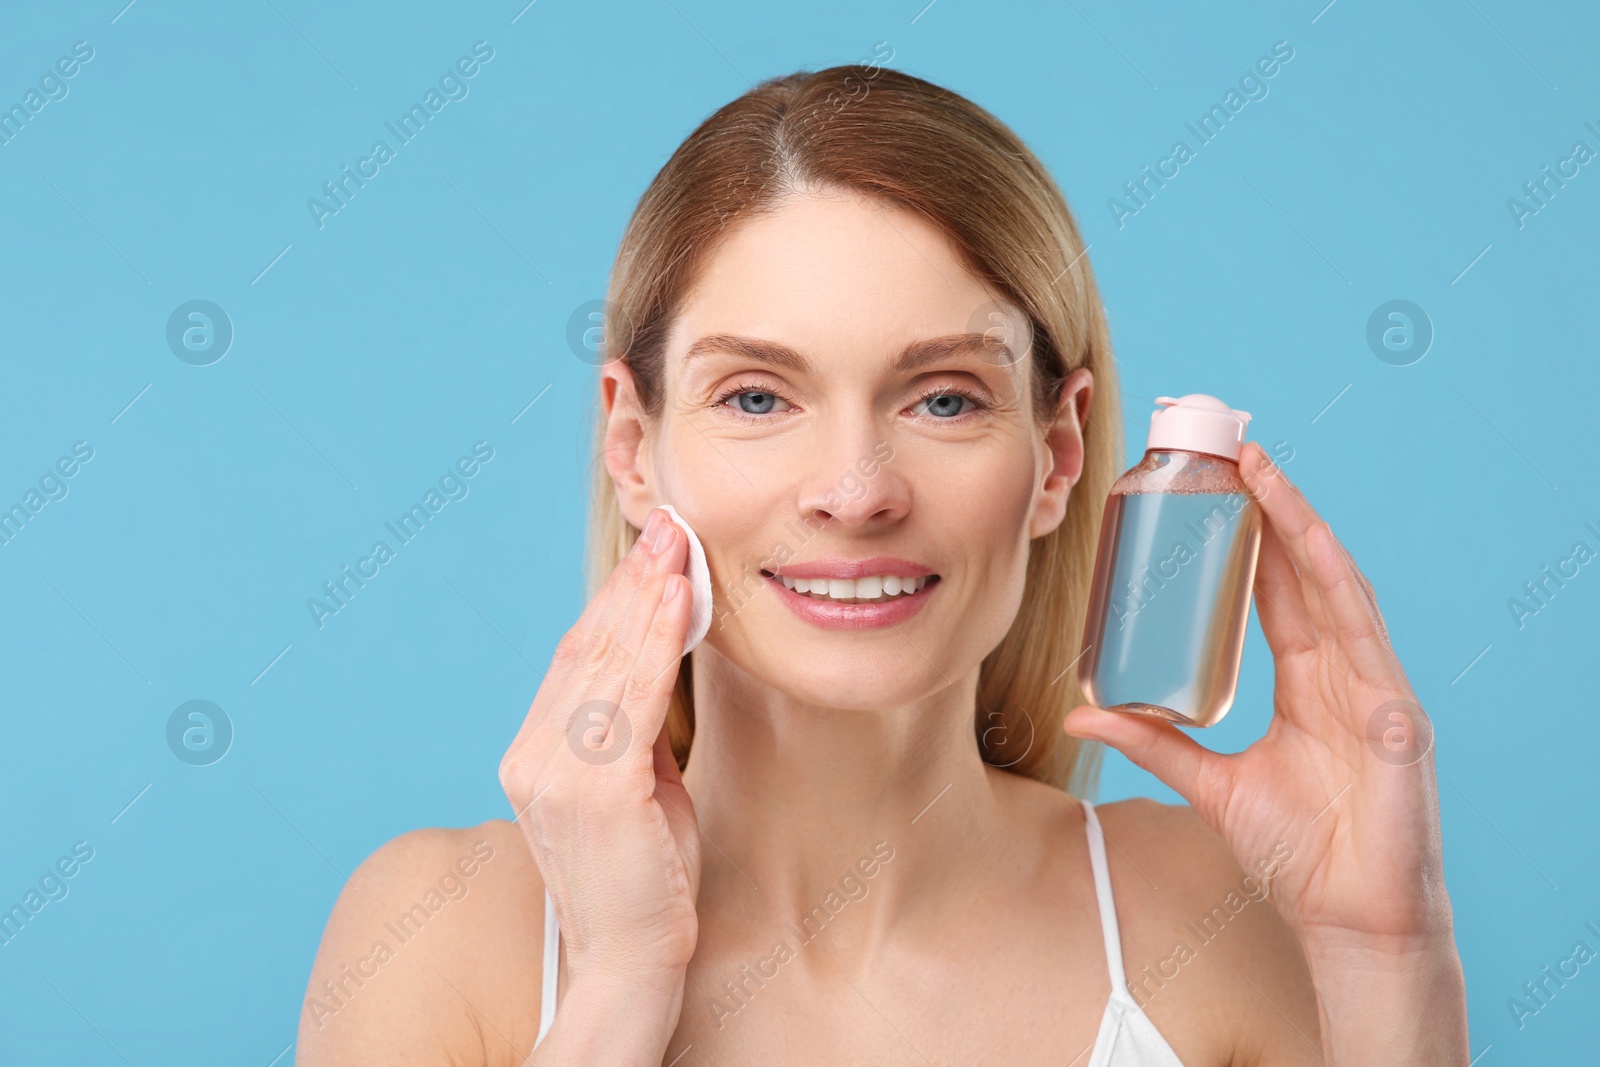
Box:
[683,332,1006,375]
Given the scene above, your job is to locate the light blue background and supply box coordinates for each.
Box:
[2,0,1595,1062]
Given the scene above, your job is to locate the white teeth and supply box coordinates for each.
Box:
[775,573,935,602]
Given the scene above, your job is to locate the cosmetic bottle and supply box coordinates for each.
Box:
[1078,394,1262,728]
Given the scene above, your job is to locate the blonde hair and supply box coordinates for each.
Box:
[585,65,1124,797]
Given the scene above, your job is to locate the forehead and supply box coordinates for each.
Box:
[672,189,1000,354]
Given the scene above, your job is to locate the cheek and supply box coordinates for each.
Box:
[655,491,789,604]
[648,427,792,618]
[927,451,1040,641]
[928,443,1038,547]
[959,485,1034,593]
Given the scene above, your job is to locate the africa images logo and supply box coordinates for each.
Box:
[307,441,495,629]
[306,41,495,229]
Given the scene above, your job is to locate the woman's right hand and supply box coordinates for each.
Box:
[498,506,701,1053]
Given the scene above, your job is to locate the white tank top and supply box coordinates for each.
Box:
[534,797,1186,1065]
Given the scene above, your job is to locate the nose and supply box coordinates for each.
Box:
[795,432,907,531]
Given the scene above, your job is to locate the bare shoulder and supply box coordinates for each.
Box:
[296,818,546,1067]
[1093,798,1322,1067]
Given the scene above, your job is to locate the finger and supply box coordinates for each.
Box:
[1238,443,1335,638]
[1238,444,1325,589]
[652,719,702,898]
[1303,519,1404,687]
[653,700,685,791]
[510,519,657,751]
[1251,517,1319,662]
[549,510,689,741]
[511,511,687,792]
[1333,533,1383,620]
[558,508,683,676]
[589,513,686,672]
[613,571,692,775]
[1062,705,1234,827]
[586,511,683,661]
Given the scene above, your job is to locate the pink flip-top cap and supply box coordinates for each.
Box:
[1146,394,1252,462]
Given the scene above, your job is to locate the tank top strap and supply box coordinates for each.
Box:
[1080,798,1130,997]
[536,888,560,1047]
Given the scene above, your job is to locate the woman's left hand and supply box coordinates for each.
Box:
[1062,440,1454,959]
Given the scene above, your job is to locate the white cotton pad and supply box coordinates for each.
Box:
[658,504,713,657]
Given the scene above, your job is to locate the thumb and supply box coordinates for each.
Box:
[652,710,685,791]
[1063,705,1231,825]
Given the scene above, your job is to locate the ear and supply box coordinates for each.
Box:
[1028,366,1094,540]
[600,359,656,531]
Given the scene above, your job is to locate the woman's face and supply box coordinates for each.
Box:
[607,186,1090,710]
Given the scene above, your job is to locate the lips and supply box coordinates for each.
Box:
[769,572,935,603]
[767,557,935,581]
[761,559,941,630]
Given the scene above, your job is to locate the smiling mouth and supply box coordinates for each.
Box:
[761,570,941,604]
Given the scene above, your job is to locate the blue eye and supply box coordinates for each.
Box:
[731,390,778,415]
[714,383,795,420]
[910,389,985,419]
[712,383,988,423]
[913,392,973,418]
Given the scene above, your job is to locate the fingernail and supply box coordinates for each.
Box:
[640,508,663,550]
[662,576,681,602]
[650,513,677,554]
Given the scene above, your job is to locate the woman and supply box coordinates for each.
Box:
[299,65,1469,1064]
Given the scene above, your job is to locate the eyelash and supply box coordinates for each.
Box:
[711,381,990,423]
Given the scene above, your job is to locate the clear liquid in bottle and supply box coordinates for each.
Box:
[1078,396,1262,728]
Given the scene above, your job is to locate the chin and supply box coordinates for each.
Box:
[742,639,949,711]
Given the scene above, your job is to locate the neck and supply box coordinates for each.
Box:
[679,645,1014,956]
